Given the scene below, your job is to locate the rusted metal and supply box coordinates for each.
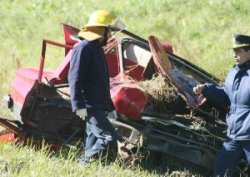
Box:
[38,39,73,82]
[0,118,25,141]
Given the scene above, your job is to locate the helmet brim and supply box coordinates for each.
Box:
[78,27,105,41]
[232,44,250,49]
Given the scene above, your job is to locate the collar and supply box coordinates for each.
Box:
[235,61,250,70]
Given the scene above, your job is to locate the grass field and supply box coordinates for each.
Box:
[0,142,162,177]
[0,0,250,176]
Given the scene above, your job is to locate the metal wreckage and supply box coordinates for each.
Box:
[1,23,247,175]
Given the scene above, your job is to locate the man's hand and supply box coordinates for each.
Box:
[193,84,205,95]
[76,108,87,121]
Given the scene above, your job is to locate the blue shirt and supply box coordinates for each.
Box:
[69,39,114,112]
[202,62,250,140]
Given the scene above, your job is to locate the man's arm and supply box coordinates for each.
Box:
[69,42,91,112]
[194,83,230,107]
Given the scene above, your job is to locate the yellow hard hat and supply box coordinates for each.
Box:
[84,10,117,29]
[78,10,123,41]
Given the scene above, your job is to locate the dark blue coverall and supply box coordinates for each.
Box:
[202,62,250,176]
[69,39,117,162]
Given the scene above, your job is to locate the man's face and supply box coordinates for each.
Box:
[233,48,250,65]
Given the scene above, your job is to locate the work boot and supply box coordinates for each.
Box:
[78,156,96,167]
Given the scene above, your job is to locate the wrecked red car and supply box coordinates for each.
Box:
[1,23,232,174]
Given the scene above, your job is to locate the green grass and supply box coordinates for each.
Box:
[0,142,159,177]
[0,0,250,176]
[0,0,250,93]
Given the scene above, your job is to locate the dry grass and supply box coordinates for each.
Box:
[138,74,182,113]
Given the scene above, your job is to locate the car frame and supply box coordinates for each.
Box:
[1,23,232,174]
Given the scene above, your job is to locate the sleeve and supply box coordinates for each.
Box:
[69,43,91,112]
[202,83,230,107]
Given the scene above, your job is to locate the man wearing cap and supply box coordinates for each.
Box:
[193,34,250,176]
[69,10,121,164]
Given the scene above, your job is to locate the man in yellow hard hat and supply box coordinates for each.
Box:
[69,10,123,164]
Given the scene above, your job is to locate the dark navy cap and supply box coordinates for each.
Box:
[232,33,250,49]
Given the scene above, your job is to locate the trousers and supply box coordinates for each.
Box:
[213,138,250,177]
[83,107,118,161]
